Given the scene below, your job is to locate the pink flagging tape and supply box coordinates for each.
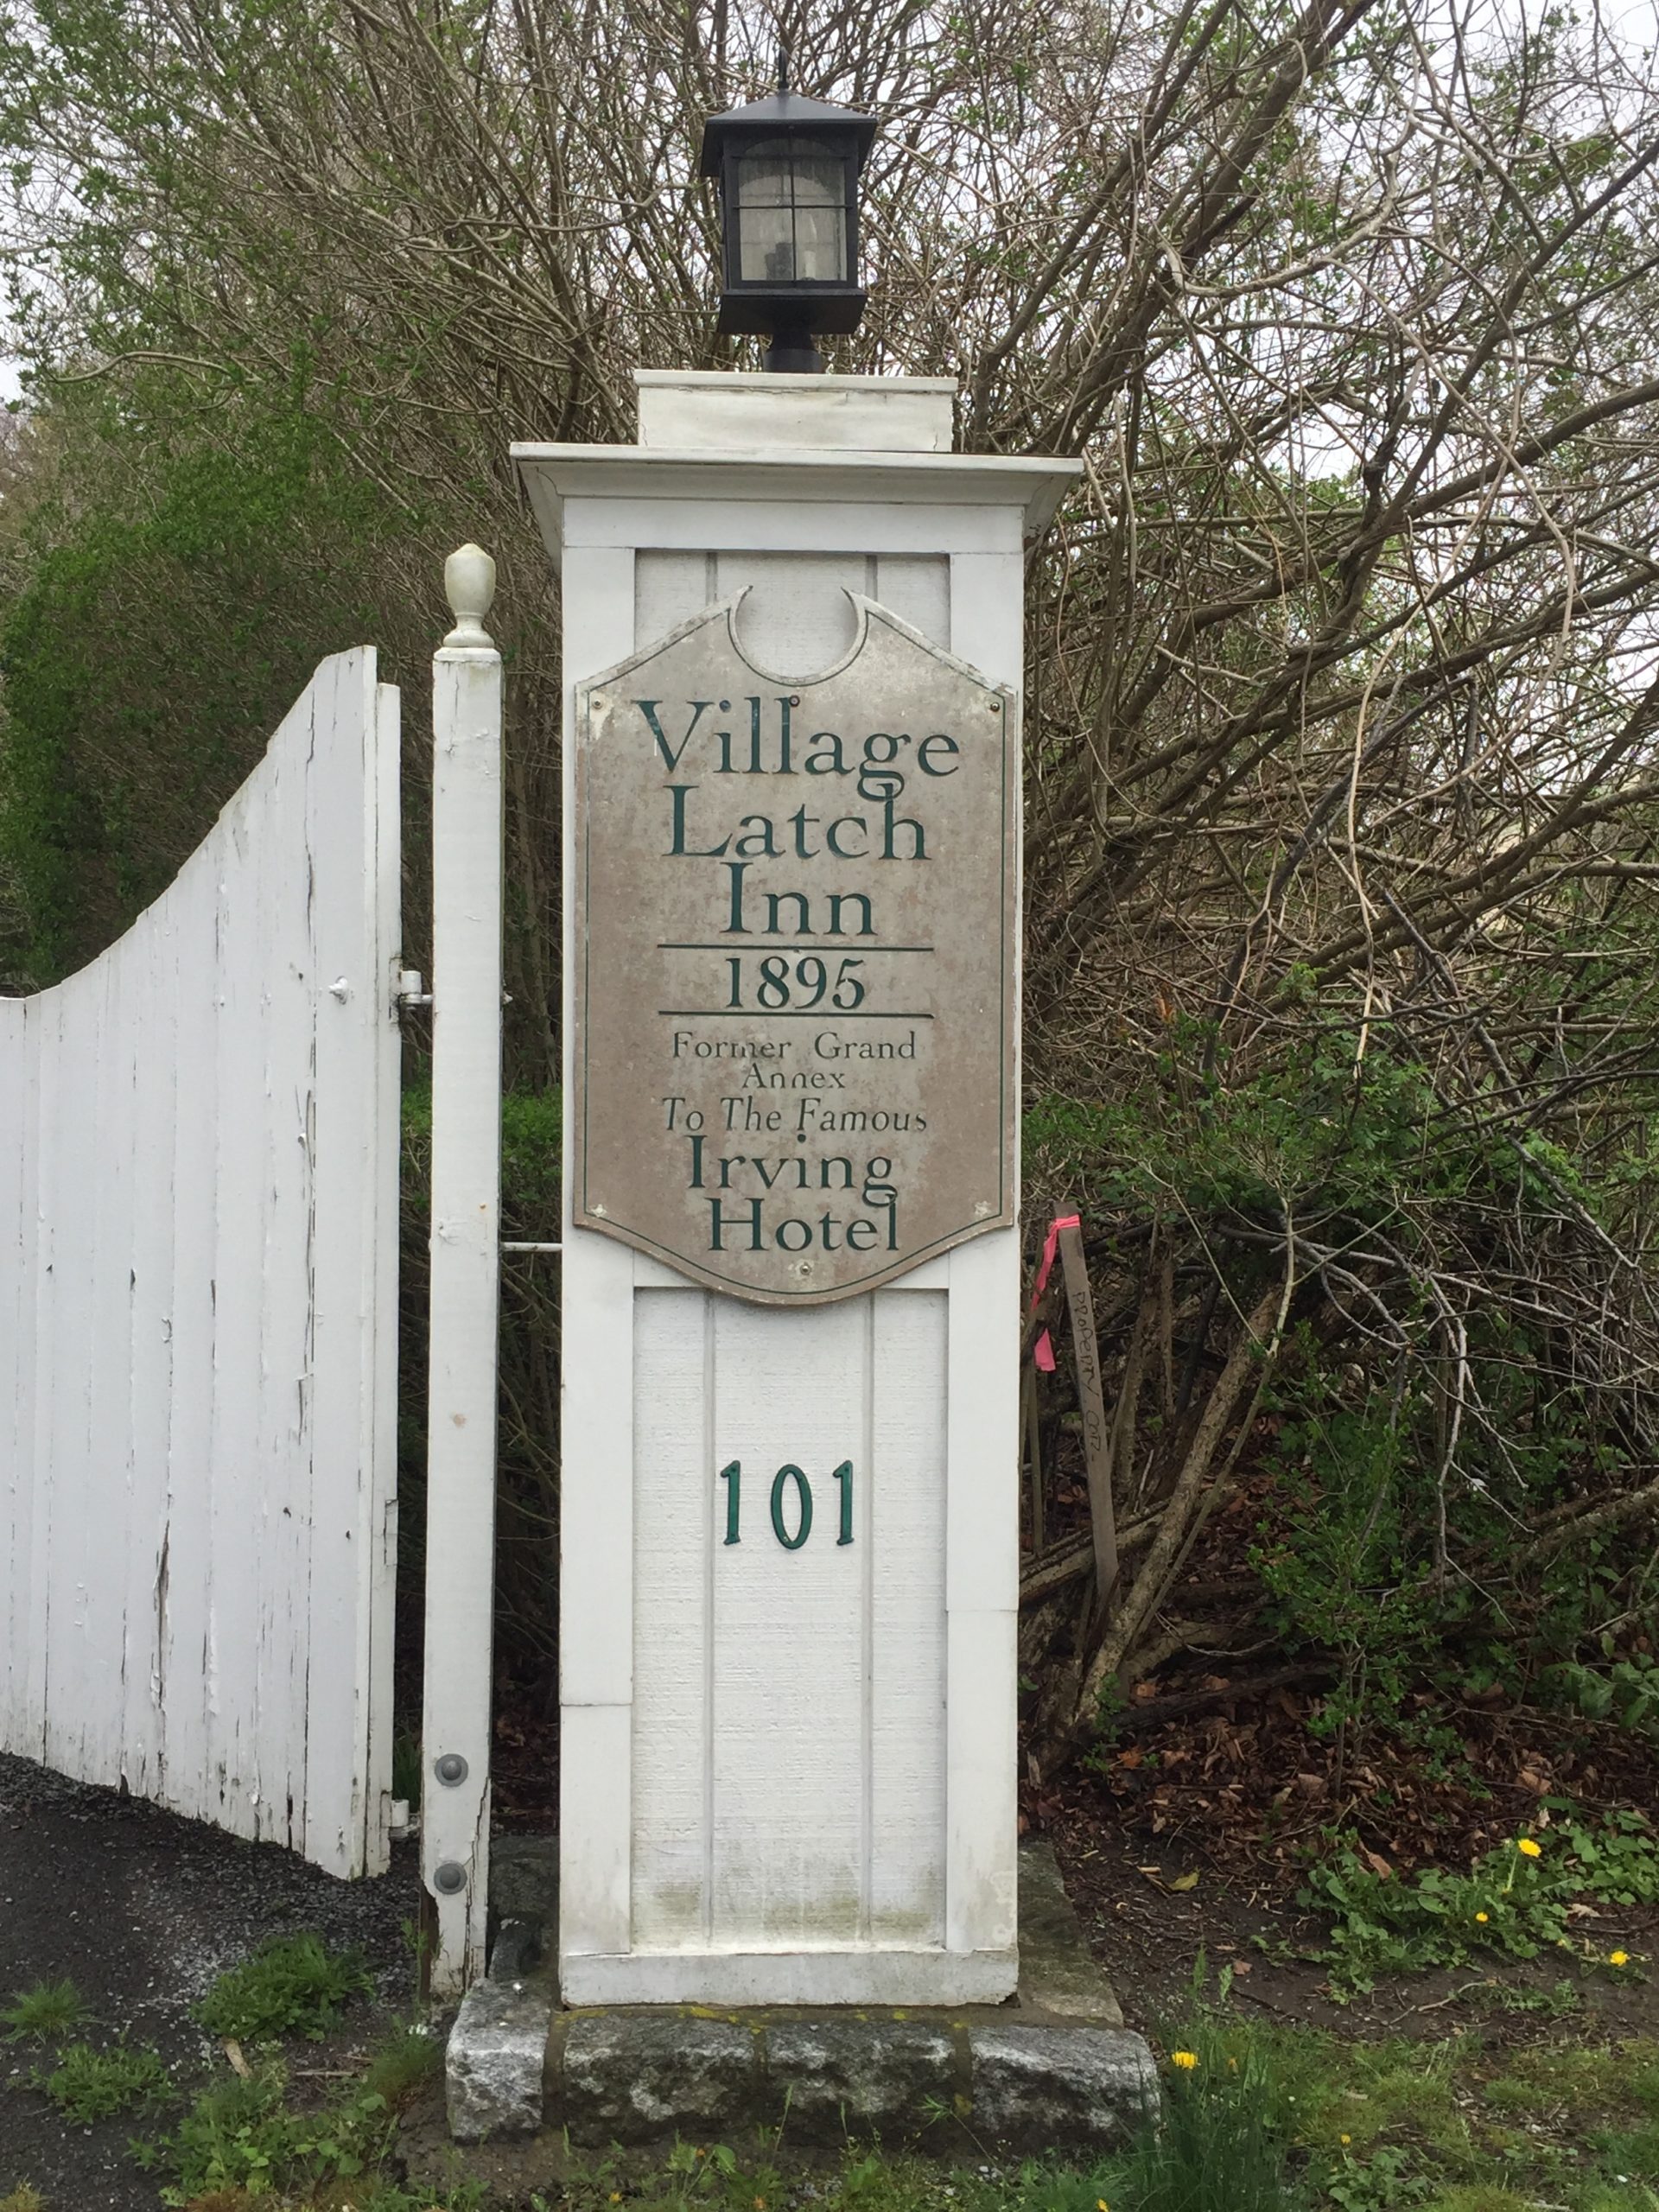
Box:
[1027,1212,1082,1373]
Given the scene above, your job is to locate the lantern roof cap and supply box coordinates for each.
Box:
[697,90,877,176]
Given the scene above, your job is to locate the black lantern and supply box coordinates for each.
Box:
[699,63,877,374]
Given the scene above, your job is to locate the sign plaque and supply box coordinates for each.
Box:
[574,594,1016,1302]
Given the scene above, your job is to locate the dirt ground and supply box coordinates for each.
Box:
[1045,1814,1659,2042]
[0,1752,423,2209]
[6,1742,1659,2209]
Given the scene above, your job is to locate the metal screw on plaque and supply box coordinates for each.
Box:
[433,1861,467,1895]
[434,1752,468,1786]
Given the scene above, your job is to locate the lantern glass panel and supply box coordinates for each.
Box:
[734,137,849,283]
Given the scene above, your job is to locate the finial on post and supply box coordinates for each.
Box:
[442,543,497,650]
[777,40,790,95]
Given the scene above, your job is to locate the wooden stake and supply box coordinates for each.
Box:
[1058,1219,1119,1618]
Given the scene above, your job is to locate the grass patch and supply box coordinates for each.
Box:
[0,1980,88,2044]
[359,2020,443,2108]
[0,2188,45,2212]
[76,1980,1659,2212]
[1484,2038,1659,2121]
[194,1931,372,2043]
[1108,2052,1292,2210]
[1418,2192,1538,2212]
[33,2038,172,2122]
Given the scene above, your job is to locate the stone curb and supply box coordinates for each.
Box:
[446,1923,558,2144]
[545,2012,1159,2152]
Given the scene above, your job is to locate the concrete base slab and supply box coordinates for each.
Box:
[1015,1841,1125,2024]
[446,1834,1147,2152]
[544,2009,1155,2152]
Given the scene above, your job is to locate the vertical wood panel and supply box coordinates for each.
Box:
[162,838,222,1816]
[364,679,404,1876]
[709,1299,866,1948]
[23,993,60,1761]
[308,654,375,1873]
[871,556,949,645]
[558,536,639,1983]
[632,550,949,666]
[85,935,137,1781]
[631,1287,712,1947]
[0,997,35,1751]
[257,710,315,1851]
[0,649,399,1878]
[634,549,711,638]
[42,967,98,1777]
[122,894,178,1800]
[208,783,266,1834]
[944,549,1024,1957]
[868,1288,948,1943]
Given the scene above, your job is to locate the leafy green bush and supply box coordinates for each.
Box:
[194,1932,372,2043]
[0,392,391,983]
[1550,1650,1659,1740]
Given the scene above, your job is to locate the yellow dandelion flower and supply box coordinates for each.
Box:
[1172,2050,1198,2070]
[1517,1838,1541,1858]
[754,2198,766,2209]
[609,2196,622,2203]
[1476,1910,1489,1923]
[1096,2201,1109,2210]
[1340,2134,1351,2146]
[1227,2056,1238,2072]
[1611,1950,1630,1967]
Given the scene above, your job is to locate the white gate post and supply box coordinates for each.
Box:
[421,546,504,1997]
[517,376,1079,2006]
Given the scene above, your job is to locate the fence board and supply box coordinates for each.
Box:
[0,650,401,1876]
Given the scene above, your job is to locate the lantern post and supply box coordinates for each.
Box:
[700,56,877,373]
[513,82,1081,2012]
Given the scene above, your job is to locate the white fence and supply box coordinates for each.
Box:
[0,649,403,1878]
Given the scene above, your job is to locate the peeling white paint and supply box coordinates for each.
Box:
[0,651,402,1881]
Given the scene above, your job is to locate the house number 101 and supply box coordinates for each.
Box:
[718,1461,854,1549]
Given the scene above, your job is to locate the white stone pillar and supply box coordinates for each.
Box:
[517,376,1078,2006]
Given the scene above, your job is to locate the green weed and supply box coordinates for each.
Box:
[359,2020,442,2108]
[0,2188,45,2212]
[1415,2191,1535,2212]
[1300,1814,1659,1995]
[0,1979,88,2044]
[194,1930,372,2042]
[1323,2142,1434,2208]
[132,2060,393,2205]
[1459,1975,1581,2018]
[1103,2043,1295,2211]
[33,2039,172,2122]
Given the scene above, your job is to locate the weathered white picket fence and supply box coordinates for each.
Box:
[0,648,403,1878]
